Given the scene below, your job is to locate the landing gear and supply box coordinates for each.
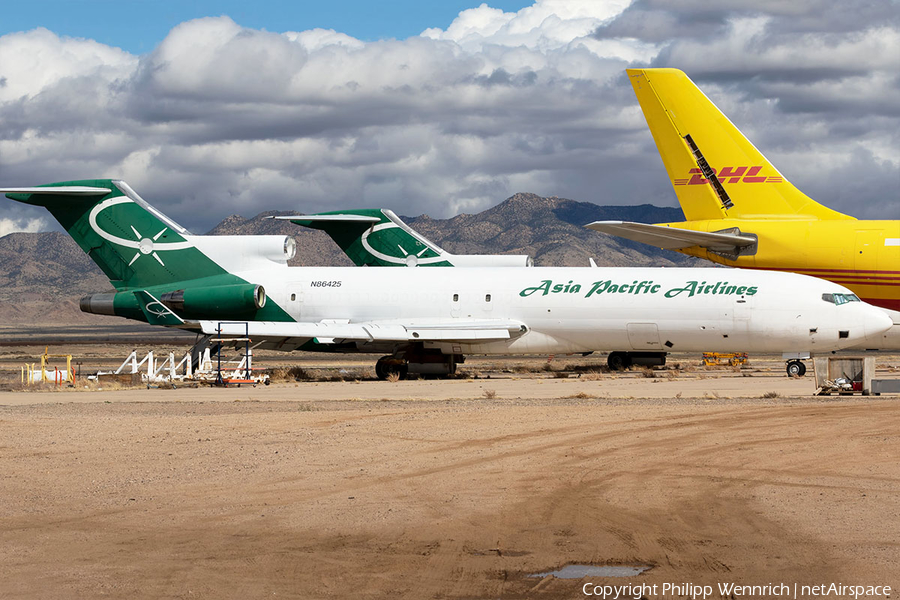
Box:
[607,351,667,371]
[375,356,408,380]
[607,352,631,371]
[786,359,807,377]
[375,349,463,380]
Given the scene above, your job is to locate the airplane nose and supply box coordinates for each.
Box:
[864,307,894,340]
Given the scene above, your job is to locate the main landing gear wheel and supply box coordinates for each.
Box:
[786,360,807,377]
[375,356,408,380]
[607,352,631,372]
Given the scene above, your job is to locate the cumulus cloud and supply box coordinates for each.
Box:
[0,217,46,238]
[0,0,897,232]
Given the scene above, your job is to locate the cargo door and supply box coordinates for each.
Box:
[627,323,662,350]
[855,230,880,271]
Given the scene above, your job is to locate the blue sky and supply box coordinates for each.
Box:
[2,0,535,53]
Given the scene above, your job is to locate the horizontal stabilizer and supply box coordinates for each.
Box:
[2,186,111,198]
[199,318,526,344]
[586,220,756,253]
[271,215,381,223]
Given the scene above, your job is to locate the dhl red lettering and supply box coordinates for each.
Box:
[718,166,747,183]
[687,167,708,185]
[743,165,766,183]
[682,166,770,185]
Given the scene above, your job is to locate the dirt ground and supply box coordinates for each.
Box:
[1,352,899,599]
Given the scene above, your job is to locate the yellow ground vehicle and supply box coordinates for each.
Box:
[701,352,748,367]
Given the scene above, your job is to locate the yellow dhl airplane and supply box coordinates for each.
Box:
[587,68,900,348]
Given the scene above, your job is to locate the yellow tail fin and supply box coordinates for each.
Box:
[627,68,852,222]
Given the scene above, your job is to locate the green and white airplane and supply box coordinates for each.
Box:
[3,179,891,377]
[274,209,533,267]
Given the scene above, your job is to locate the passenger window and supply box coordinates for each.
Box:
[290,293,296,301]
[453,293,459,302]
[821,293,834,304]
[485,294,491,302]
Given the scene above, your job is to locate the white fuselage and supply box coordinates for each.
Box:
[224,262,891,355]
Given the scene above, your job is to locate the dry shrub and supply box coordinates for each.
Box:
[580,371,603,381]
[566,391,594,399]
[762,391,779,399]
[483,389,497,399]
[553,371,570,379]
[386,372,401,383]
[666,369,680,379]
[269,366,310,381]
[640,368,656,378]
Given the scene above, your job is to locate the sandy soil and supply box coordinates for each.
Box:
[1,373,898,599]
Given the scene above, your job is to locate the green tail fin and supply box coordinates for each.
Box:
[282,209,454,266]
[4,179,229,289]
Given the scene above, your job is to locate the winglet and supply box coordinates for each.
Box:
[133,290,185,326]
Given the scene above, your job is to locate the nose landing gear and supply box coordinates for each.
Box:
[786,359,807,377]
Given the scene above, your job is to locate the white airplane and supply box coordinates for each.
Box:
[3,180,891,377]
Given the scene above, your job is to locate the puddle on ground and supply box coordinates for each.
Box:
[529,564,651,579]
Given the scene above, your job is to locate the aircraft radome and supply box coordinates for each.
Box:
[3,180,892,377]
[586,68,900,351]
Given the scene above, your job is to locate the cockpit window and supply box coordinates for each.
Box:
[825,293,861,305]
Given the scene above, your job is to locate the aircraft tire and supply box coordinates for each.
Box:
[375,356,390,380]
[786,360,806,377]
[376,356,408,380]
[607,352,631,371]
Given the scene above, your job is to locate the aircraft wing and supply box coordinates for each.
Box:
[585,220,756,253]
[198,318,527,345]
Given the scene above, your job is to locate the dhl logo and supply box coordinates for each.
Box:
[674,167,784,186]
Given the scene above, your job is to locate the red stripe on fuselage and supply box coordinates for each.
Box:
[860,297,900,311]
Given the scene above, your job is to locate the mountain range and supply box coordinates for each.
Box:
[0,193,699,325]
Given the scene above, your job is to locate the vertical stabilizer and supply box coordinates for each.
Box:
[627,68,853,221]
[3,180,229,289]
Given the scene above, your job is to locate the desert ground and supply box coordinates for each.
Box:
[1,330,898,599]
